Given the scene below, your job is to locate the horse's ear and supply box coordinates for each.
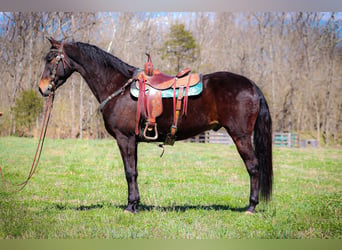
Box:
[47,37,61,48]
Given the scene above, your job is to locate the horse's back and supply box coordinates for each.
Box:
[203,71,259,96]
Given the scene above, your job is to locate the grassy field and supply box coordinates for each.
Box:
[0,137,341,239]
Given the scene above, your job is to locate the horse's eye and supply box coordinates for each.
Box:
[45,53,56,62]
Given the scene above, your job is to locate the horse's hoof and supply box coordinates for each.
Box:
[124,207,139,214]
[124,209,134,214]
[245,210,255,215]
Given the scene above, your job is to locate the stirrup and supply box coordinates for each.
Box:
[143,123,158,140]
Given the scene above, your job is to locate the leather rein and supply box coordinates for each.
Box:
[0,46,69,192]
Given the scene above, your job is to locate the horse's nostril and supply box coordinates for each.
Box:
[38,87,50,97]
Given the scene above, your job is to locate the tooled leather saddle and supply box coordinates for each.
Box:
[130,53,203,145]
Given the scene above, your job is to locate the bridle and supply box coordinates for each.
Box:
[47,43,71,92]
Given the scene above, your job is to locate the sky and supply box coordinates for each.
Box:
[0,0,341,12]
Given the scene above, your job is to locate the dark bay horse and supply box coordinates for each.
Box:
[39,38,273,213]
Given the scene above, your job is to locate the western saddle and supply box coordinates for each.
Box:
[133,54,202,145]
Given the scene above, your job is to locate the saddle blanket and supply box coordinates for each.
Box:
[130,76,203,98]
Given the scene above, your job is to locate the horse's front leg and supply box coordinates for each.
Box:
[116,132,140,213]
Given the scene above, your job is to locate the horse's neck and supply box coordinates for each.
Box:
[73,54,126,104]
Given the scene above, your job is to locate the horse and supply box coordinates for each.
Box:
[39,37,273,214]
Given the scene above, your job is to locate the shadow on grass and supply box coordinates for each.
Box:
[53,202,249,213]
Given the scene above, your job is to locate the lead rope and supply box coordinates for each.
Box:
[0,92,55,192]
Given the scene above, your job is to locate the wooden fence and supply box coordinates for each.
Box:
[185,128,233,144]
[186,130,318,148]
[273,132,300,148]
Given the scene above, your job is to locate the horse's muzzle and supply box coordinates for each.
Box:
[39,78,53,97]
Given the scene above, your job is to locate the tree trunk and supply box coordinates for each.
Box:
[323,13,336,145]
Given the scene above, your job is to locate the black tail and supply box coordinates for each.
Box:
[253,86,273,201]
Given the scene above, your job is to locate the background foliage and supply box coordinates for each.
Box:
[11,89,43,136]
[0,12,341,145]
[161,23,199,73]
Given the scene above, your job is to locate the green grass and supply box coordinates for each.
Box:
[0,137,341,239]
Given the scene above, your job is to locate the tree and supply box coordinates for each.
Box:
[161,23,199,73]
[11,89,43,136]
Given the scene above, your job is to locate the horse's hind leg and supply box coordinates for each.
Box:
[227,131,259,213]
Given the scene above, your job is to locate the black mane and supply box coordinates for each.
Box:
[75,42,138,78]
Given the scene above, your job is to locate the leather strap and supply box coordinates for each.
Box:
[170,84,185,139]
[183,74,192,116]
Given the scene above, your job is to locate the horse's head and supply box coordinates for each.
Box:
[39,37,74,97]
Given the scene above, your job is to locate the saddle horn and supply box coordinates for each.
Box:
[144,53,154,76]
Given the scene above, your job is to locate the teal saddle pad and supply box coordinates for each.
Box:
[130,78,203,98]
